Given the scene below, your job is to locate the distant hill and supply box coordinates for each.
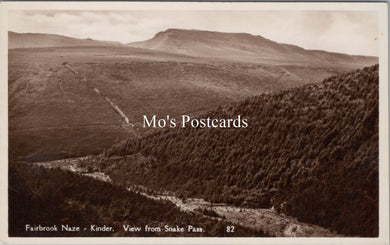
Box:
[104,65,379,236]
[8,31,121,49]
[9,29,378,68]
[129,28,378,66]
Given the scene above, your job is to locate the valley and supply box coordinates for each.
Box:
[31,156,338,237]
[8,29,379,237]
[10,162,268,237]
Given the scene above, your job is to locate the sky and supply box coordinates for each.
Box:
[8,10,379,56]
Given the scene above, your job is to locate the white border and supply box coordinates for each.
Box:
[0,2,388,245]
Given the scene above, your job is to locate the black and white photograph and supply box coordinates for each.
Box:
[1,2,389,244]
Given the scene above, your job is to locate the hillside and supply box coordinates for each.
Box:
[129,29,378,66]
[102,65,379,236]
[8,31,121,49]
[9,45,351,162]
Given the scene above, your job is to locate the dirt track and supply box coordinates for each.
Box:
[64,63,131,125]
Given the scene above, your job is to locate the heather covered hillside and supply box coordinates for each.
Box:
[103,65,379,236]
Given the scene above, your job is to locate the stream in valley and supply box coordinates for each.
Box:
[32,157,339,237]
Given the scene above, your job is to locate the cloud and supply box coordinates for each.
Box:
[8,10,378,56]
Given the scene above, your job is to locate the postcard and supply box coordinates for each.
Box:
[0,2,388,244]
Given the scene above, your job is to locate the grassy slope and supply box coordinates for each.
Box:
[9,46,350,162]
